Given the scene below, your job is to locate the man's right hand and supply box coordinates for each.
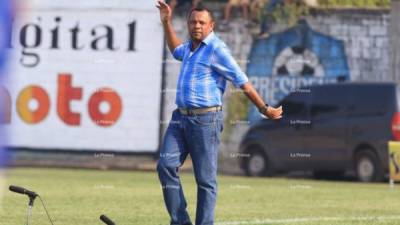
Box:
[156,1,172,24]
[156,0,182,53]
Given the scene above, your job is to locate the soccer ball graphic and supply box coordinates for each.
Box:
[273,46,324,77]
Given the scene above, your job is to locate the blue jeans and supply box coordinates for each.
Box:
[157,108,224,225]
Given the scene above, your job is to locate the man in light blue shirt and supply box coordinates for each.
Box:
[172,31,248,108]
[156,2,283,225]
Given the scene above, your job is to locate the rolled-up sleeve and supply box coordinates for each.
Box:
[172,43,185,61]
[211,45,249,88]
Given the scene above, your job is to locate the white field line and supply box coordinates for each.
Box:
[215,215,400,225]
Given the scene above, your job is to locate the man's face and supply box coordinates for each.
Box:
[187,10,214,42]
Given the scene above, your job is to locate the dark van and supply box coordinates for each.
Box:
[239,82,400,182]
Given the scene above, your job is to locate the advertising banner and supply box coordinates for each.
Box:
[1,0,164,152]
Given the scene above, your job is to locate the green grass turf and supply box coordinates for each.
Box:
[1,168,400,225]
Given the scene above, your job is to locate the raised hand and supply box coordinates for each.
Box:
[156,1,172,23]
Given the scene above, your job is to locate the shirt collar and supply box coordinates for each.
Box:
[201,31,215,45]
[189,31,215,51]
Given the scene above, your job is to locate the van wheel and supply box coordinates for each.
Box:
[244,147,273,177]
[354,150,384,182]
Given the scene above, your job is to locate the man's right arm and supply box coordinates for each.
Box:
[162,21,182,53]
[156,1,182,53]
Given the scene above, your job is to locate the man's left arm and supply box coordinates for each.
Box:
[240,82,282,120]
[211,45,282,120]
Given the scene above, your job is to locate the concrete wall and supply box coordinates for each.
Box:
[308,8,390,82]
[390,0,400,83]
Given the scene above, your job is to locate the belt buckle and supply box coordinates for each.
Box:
[184,109,190,116]
[188,109,195,116]
[181,108,192,116]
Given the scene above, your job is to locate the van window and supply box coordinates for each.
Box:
[280,91,311,117]
[310,86,347,118]
[349,85,391,116]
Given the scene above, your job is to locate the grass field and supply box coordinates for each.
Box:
[1,168,400,225]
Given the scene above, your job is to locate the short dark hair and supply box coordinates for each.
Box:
[187,6,215,22]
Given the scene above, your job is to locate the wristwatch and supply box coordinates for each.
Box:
[259,104,269,114]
